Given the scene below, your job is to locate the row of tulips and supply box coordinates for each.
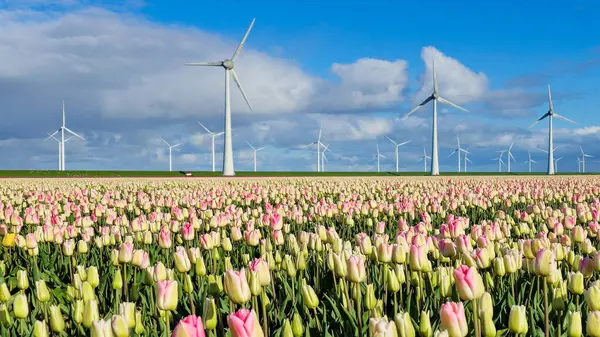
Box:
[1,177,600,337]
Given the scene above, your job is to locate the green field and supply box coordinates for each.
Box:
[0,170,593,177]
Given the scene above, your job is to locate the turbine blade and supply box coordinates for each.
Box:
[380,154,387,159]
[547,84,554,111]
[215,132,225,136]
[432,58,438,93]
[230,69,254,112]
[399,140,411,147]
[386,136,397,145]
[466,158,472,163]
[318,126,322,142]
[461,149,472,155]
[198,122,213,134]
[172,143,183,148]
[553,113,576,124]
[404,96,433,118]
[438,96,469,112]
[417,157,423,163]
[231,18,256,61]
[161,138,170,146]
[529,112,551,128]
[64,127,85,140]
[256,147,266,151]
[509,141,514,151]
[531,159,537,163]
[449,149,457,157]
[246,141,255,149]
[185,61,223,67]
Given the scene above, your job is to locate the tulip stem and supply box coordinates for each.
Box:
[543,280,549,337]
[261,292,268,336]
[472,299,480,337]
[312,308,322,332]
[123,264,128,302]
[355,284,363,337]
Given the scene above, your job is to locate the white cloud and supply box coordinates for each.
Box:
[573,126,600,136]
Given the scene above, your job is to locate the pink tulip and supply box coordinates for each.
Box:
[181,223,194,241]
[346,255,366,283]
[159,227,172,249]
[453,265,484,300]
[440,302,468,337]
[409,244,428,271]
[156,280,178,311]
[172,315,206,337]
[271,230,284,246]
[200,234,213,250]
[227,309,264,337]
[269,213,282,231]
[245,230,260,247]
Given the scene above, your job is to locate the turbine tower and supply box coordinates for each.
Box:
[404,60,469,176]
[161,138,182,172]
[463,151,472,173]
[198,122,224,172]
[372,144,386,172]
[505,141,516,173]
[44,132,72,170]
[492,151,506,173]
[47,101,85,171]
[577,156,582,173]
[385,136,411,172]
[580,146,593,173]
[186,19,256,177]
[524,151,537,173]
[418,147,431,173]
[529,84,576,175]
[555,157,563,173]
[246,141,265,172]
[321,144,331,172]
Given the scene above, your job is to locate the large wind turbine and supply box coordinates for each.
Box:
[302,126,325,172]
[44,132,72,170]
[198,122,224,172]
[186,19,256,177]
[246,141,265,172]
[47,101,85,171]
[580,146,593,173]
[161,138,182,172]
[524,151,537,173]
[404,60,469,176]
[529,84,576,175]
[373,144,386,173]
[418,147,431,173]
[386,136,411,172]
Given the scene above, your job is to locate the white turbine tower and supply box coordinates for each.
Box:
[198,122,224,172]
[373,144,386,173]
[449,135,469,172]
[161,138,182,172]
[577,156,582,173]
[492,151,506,172]
[580,146,593,173]
[505,142,516,173]
[321,144,331,172]
[47,101,85,171]
[418,147,431,173]
[524,151,537,173]
[555,157,563,173]
[44,132,73,170]
[385,136,411,172]
[463,151,472,173]
[302,126,325,172]
[404,60,469,176]
[186,19,256,177]
[246,141,265,172]
[529,84,576,175]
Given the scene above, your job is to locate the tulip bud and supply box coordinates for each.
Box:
[195,256,206,276]
[480,311,496,337]
[83,299,99,328]
[119,302,136,329]
[568,272,584,295]
[567,311,582,337]
[16,270,29,290]
[292,312,304,337]
[203,297,218,330]
[453,265,484,300]
[588,311,600,337]
[91,319,112,337]
[35,280,51,303]
[0,283,10,302]
[508,305,528,334]
[419,311,432,337]
[207,275,222,296]
[249,270,262,296]
[134,311,145,334]
[33,320,49,337]
[386,267,400,292]
[156,280,178,311]
[113,269,123,290]
[365,284,377,310]
[72,300,84,324]
[394,311,415,337]
[301,283,319,309]
[49,305,65,333]
[13,293,29,318]
[479,292,493,317]
[111,314,130,337]
[224,269,251,305]
[440,302,468,337]
[0,304,12,327]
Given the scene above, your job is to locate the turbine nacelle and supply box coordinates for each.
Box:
[223,59,234,70]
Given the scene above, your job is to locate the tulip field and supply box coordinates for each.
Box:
[2,176,600,337]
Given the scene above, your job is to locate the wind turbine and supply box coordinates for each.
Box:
[463,151,472,173]
[44,132,73,170]
[524,151,537,173]
[580,146,593,173]
[302,126,325,172]
[505,142,516,173]
[577,156,582,173]
[404,60,469,176]
[372,144,386,173]
[529,84,576,175]
[161,138,182,172]
[47,101,85,171]
[385,136,411,172]
[186,19,256,177]
[198,122,224,172]
[321,144,331,172]
[555,157,563,173]
[449,135,469,172]
[492,151,506,173]
[246,141,265,172]
[418,147,431,173]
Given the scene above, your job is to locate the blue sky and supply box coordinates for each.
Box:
[0,0,599,172]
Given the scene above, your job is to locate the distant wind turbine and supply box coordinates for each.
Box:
[186,19,256,176]
[246,141,265,172]
[404,60,469,176]
[198,122,224,172]
[555,157,563,173]
[386,136,411,173]
[44,132,73,171]
[418,147,431,173]
[505,142,516,173]
[46,101,85,171]
[373,144,386,173]
[302,126,325,172]
[321,144,332,172]
[492,151,506,173]
[580,146,593,173]
[463,151,472,173]
[524,151,537,173]
[161,138,182,172]
[529,84,576,175]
